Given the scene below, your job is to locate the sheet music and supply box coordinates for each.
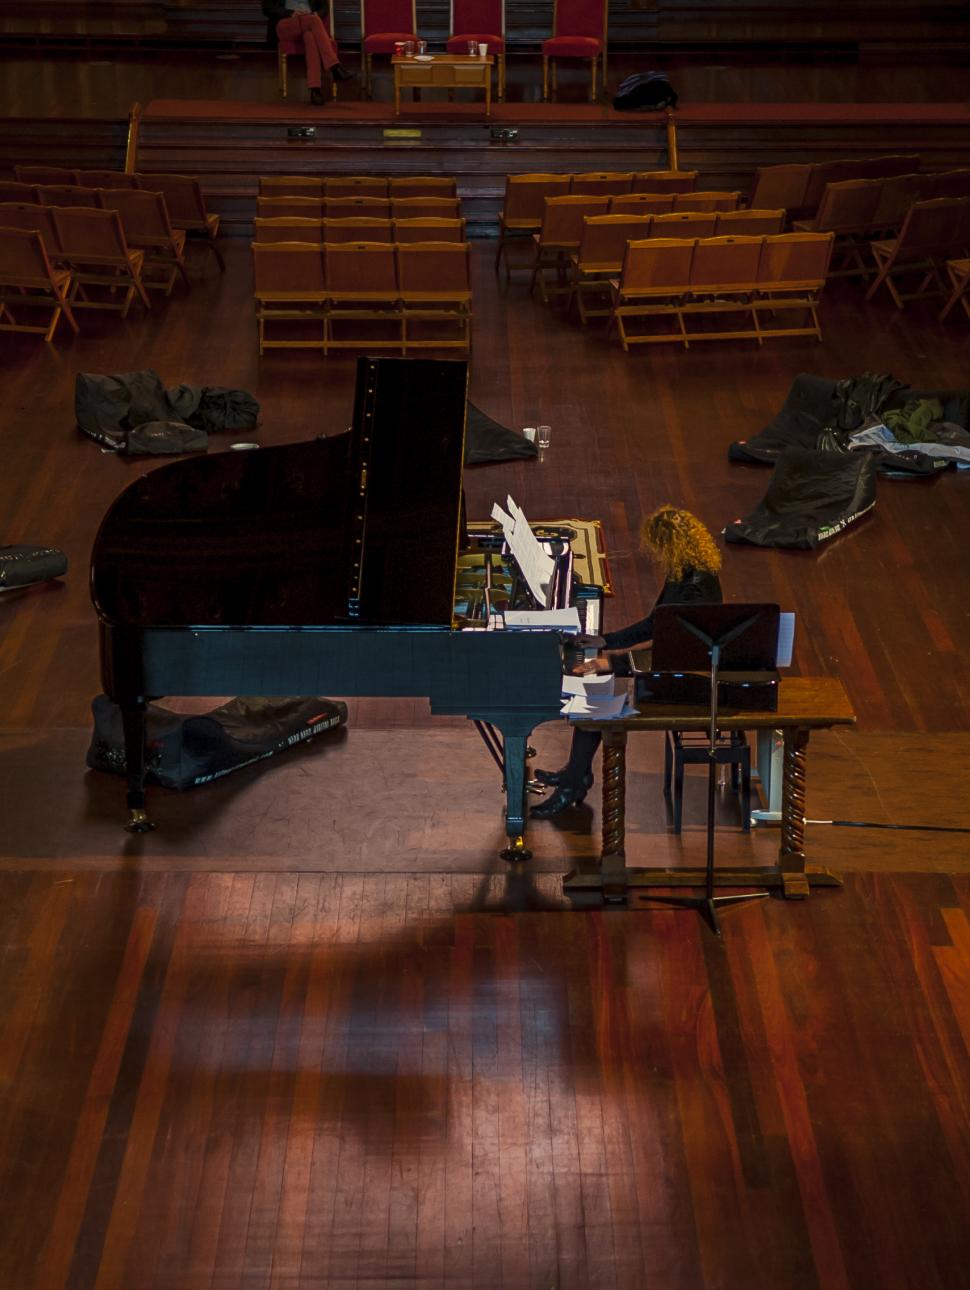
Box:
[489,495,555,606]
[504,608,581,632]
[776,613,795,667]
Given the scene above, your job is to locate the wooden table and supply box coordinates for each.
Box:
[392,54,494,116]
[562,677,856,904]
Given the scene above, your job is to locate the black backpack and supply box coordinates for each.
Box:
[613,72,678,112]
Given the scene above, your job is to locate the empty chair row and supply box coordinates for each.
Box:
[749,154,921,220]
[866,196,970,309]
[794,169,970,240]
[255,216,466,244]
[258,175,458,198]
[255,195,462,221]
[608,233,834,350]
[252,240,472,356]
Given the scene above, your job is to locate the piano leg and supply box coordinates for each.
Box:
[500,731,532,862]
[122,700,155,833]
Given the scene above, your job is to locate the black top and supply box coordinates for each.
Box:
[602,567,723,650]
[261,0,326,45]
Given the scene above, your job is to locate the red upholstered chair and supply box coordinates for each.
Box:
[278,0,338,101]
[360,0,418,97]
[446,0,506,101]
[542,0,607,104]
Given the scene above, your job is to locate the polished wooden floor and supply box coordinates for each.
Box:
[2,171,970,1286]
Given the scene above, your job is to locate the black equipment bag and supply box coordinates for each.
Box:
[613,72,678,112]
[87,695,347,790]
[0,544,67,589]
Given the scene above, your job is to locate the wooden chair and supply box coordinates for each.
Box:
[494,173,571,277]
[664,730,751,834]
[0,227,78,343]
[390,196,461,221]
[324,177,388,198]
[323,216,395,242]
[929,169,970,200]
[568,213,651,321]
[260,176,325,197]
[254,216,326,244]
[685,234,762,343]
[0,201,61,253]
[632,170,698,194]
[14,165,75,186]
[609,193,674,216]
[866,197,970,308]
[99,188,190,294]
[256,196,327,220]
[673,191,741,213]
[871,173,935,233]
[278,0,338,101]
[388,176,458,199]
[49,206,151,317]
[792,178,882,276]
[326,196,393,219]
[651,211,718,239]
[251,241,327,354]
[748,163,812,216]
[570,172,633,197]
[715,209,785,237]
[36,185,100,208]
[393,216,466,243]
[76,170,137,189]
[542,0,607,103]
[134,173,224,271]
[801,155,918,219]
[0,181,39,203]
[325,241,404,350]
[940,258,970,322]
[608,238,694,350]
[360,0,418,97]
[396,241,472,351]
[530,194,609,300]
[446,0,506,100]
[753,232,833,342]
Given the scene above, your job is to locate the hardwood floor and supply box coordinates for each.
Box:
[2,225,970,1287]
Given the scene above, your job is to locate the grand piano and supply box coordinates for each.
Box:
[90,357,602,859]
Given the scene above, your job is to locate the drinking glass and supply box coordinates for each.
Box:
[417,39,427,54]
[537,424,551,448]
[404,40,415,55]
[468,40,478,55]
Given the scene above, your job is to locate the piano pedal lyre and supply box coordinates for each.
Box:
[500,835,532,863]
[125,808,156,834]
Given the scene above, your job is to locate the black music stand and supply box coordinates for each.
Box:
[645,603,780,936]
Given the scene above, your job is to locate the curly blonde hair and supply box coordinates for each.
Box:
[640,506,722,581]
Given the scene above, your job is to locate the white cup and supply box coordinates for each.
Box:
[522,426,536,442]
[478,42,488,56]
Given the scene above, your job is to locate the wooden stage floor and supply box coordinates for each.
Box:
[2,238,970,1287]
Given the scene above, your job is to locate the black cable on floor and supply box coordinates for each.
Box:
[807,819,970,835]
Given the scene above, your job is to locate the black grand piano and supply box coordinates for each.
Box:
[90,357,601,859]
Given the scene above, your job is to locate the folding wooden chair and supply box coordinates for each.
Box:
[14,165,76,186]
[608,238,694,350]
[324,177,389,198]
[684,234,763,343]
[568,213,651,321]
[753,232,834,342]
[256,196,327,221]
[0,227,78,342]
[260,176,325,197]
[570,172,633,197]
[50,206,151,317]
[792,178,882,276]
[0,181,39,204]
[76,170,137,189]
[866,197,970,308]
[651,211,718,239]
[389,196,461,221]
[0,202,61,253]
[715,209,785,238]
[674,191,741,213]
[389,176,458,199]
[940,258,970,322]
[99,188,190,294]
[542,0,607,102]
[254,216,326,244]
[494,173,571,277]
[928,169,970,201]
[360,0,418,96]
[393,217,466,243]
[326,196,393,219]
[447,0,506,100]
[748,164,812,217]
[323,216,395,242]
[251,241,327,354]
[325,241,404,351]
[36,185,100,208]
[609,193,674,216]
[135,173,225,271]
[632,170,698,194]
[800,155,918,219]
[396,241,472,351]
[871,173,934,233]
[530,194,609,300]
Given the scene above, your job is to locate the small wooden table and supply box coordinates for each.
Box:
[392,54,494,117]
[562,677,856,904]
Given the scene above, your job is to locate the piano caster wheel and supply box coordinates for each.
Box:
[525,745,537,760]
[125,809,156,834]
[500,835,532,863]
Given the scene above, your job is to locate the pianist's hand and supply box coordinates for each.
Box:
[572,654,613,676]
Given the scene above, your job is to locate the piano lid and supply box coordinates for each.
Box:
[90,357,469,629]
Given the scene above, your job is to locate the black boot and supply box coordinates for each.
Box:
[331,63,356,82]
[531,783,589,818]
[310,86,326,105]
[534,767,593,790]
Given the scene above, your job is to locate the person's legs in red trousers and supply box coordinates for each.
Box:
[276,11,338,91]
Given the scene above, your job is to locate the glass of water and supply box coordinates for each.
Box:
[537,424,551,448]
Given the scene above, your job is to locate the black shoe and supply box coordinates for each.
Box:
[310,86,326,105]
[534,767,593,790]
[331,63,356,82]
[531,784,589,818]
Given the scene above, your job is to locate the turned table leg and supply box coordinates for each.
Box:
[780,725,810,898]
[600,728,628,901]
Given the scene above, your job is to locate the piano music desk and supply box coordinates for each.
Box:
[562,676,856,904]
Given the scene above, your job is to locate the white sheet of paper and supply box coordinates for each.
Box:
[505,607,581,632]
[561,672,616,696]
[776,612,795,667]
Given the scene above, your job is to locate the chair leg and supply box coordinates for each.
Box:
[279,50,287,98]
[741,747,751,832]
[663,731,672,797]
[542,56,548,102]
[551,60,557,98]
[498,54,505,101]
[590,57,596,103]
[673,741,685,834]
